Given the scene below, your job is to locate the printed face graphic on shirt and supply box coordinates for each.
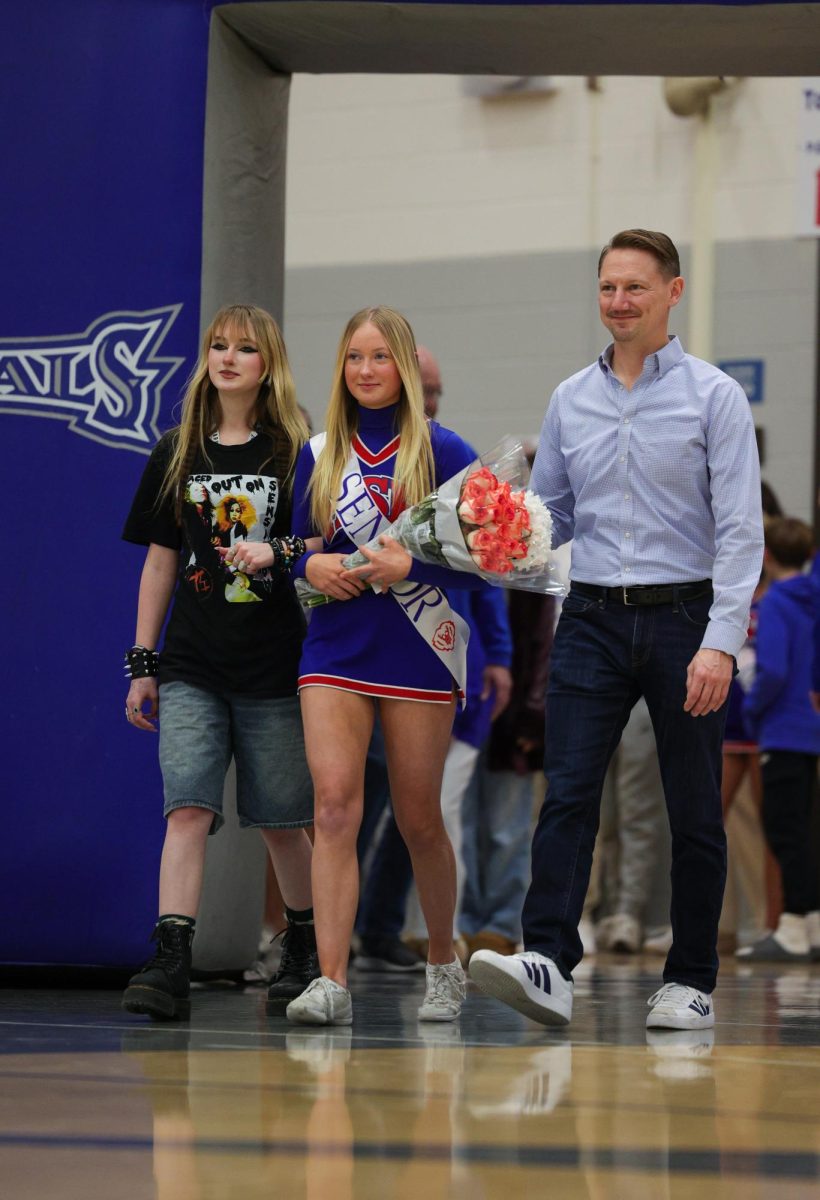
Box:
[216,494,257,546]
[182,473,278,603]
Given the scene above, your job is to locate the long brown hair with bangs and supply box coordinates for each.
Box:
[158,305,308,520]
[308,306,434,533]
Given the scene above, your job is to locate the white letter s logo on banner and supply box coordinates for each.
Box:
[0,304,184,453]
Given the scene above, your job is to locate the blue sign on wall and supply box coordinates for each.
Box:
[717,359,765,404]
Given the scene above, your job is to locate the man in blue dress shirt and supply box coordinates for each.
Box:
[470,229,764,1031]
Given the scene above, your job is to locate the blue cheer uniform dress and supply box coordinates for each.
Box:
[291,402,479,702]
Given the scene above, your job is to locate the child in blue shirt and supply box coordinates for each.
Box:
[739,517,820,961]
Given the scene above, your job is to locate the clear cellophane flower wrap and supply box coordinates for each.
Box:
[296,436,565,607]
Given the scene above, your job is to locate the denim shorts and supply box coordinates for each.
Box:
[158,681,313,831]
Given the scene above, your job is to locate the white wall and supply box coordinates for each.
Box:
[284,74,818,521]
[286,75,809,267]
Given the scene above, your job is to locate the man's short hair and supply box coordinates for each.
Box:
[598,230,681,279]
[764,516,815,569]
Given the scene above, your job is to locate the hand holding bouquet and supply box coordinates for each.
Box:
[297,437,564,606]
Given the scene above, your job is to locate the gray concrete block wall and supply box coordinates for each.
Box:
[284,249,599,451]
[285,238,817,519]
[714,240,818,520]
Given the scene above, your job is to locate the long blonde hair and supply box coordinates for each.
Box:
[159,304,308,519]
[309,306,435,532]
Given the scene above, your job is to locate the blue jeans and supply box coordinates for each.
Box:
[460,755,535,944]
[522,586,728,993]
[158,682,313,831]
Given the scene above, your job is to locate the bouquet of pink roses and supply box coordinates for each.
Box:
[456,465,535,575]
[296,437,564,606]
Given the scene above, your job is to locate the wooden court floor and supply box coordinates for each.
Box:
[1,956,819,1199]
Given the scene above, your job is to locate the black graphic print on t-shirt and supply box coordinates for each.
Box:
[122,432,305,697]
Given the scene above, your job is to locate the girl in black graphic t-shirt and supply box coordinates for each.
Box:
[121,305,317,1020]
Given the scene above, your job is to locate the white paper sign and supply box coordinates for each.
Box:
[797,79,820,237]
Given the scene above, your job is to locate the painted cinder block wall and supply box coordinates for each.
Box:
[284,74,817,519]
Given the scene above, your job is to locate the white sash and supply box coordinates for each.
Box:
[310,433,468,701]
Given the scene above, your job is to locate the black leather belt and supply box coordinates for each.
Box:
[572,580,712,607]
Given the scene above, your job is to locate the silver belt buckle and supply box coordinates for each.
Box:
[622,586,635,606]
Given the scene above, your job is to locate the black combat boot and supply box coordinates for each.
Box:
[266,909,320,1008]
[122,916,195,1020]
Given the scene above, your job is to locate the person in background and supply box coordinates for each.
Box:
[719,480,787,946]
[460,484,557,960]
[470,229,763,1031]
[807,493,820,716]
[593,697,668,955]
[244,405,318,987]
[738,517,820,961]
[418,344,443,420]
[357,584,512,967]
[121,304,316,1020]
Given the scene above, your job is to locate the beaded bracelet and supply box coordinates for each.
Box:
[268,535,306,571]
[124,645,160,679]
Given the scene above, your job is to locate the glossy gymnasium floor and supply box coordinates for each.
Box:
[2,955,819,1199]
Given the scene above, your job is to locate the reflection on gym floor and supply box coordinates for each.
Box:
[1,957,819,1199]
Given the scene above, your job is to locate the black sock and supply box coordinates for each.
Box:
[285,905,314,925]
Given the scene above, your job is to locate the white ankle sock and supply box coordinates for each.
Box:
[805,910,820,949]
[773,912,809,954]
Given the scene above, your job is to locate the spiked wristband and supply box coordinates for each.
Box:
[124,644,159,679]
[268,535,306,571]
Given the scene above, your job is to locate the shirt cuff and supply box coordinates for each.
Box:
[701,619,745,659]
[291,549,317,581]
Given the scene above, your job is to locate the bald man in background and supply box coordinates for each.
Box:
[418,345,443,419]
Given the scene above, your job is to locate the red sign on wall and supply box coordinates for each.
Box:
[797,80,820,237]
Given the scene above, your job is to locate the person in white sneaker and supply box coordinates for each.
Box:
[286,309,475,1026]
[286,976,353,1026]
[645,983,714,1030]
[470,230,763,1031]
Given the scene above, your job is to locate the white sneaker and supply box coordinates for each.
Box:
[469,950,573,1026]
[418,957,466,1022]
[242,926,283,983]
[285,976,353,1026]
[646,983,714,1030]
[607,912,642,954]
